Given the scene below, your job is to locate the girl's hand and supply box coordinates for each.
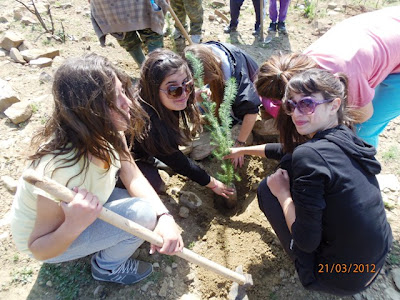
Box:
[195,86,211,103]
[223,147,245,169]
[150,215,184,255]
[207,177,235,199]
[267,168,291,201]
[61,187,103,235]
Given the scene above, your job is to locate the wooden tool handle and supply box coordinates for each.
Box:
[22,169,251,285]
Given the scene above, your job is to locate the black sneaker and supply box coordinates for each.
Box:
[224,25,237,33]
[268,22,277,32]
[277,21,287,34]
[91,256,153,285]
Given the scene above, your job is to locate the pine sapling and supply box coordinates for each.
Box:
[185,51,240,187]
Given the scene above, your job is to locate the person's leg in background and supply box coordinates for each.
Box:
[356,73,400,148]
[118,31,146,67]
[170,0,187,39]
[251,0,261,35]
[138,28,164,53]
[184,0,204,43]
[224,0,245,33]
[277,0,291,34]
[268,0,278,32]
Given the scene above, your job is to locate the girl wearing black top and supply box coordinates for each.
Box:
[133,49,233,199]
[226,69,392,295]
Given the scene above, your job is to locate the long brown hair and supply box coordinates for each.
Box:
[183,44,225,117]
[135,49,201,155]
[29,53,148,180]
[279,68,354,152]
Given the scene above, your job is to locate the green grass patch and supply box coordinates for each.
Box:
[381,145,400,162]
[38,261,92,300]
[11,266,33,285]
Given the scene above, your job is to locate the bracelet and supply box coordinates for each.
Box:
[235,139,246,146]
[157,212,173,220]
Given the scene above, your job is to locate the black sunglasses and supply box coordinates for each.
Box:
[160,80,194,99]
[284,97,334,115]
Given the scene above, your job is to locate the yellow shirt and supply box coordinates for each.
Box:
[11,150,121,255]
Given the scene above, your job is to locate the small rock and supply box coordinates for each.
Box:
[93,285,104,297]
[141,281,153,292]
[158,279,168,297]
[4,101,32,124]
[179,206,190,218]
[392,268,400,290]
[171,262,178,269]
[179,191,202,209]
[1,175,18,194]
[179,293,202,300]
[184,272,195,283]
[153,262,160,269]
[18,40,33,51]
[39,71,53,83]
[0,78,20,112]
[327,2,338,10]
[165,265,172,275]
[46,280,53,287]
[21,16,37,25]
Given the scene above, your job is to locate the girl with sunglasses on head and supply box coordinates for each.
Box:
[11,54,183,285]
[183,42,261,169]
[227,68,392,296]
[132,49,233,199]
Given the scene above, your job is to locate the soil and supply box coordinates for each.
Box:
[0,1,400,300]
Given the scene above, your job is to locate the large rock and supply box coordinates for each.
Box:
[9,47,26,64]
[4,101,32,124]
[0,31,24,51]
[0,78,20,112]
[20,48,60,62]
[29,57,53,68]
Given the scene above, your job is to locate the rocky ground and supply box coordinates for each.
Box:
[0,0,400,299]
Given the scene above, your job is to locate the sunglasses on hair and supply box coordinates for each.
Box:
[284,97,334,115]
[159,80,194,99]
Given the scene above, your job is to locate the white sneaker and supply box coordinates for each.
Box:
[191,35,201,43]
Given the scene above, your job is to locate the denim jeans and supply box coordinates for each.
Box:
[45,188,157,272]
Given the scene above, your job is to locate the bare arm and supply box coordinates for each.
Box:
[236,113,258,144]
[28,188,102,260]
[224,144,267,160]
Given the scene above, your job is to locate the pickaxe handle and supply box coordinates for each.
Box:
[22,169,252,285]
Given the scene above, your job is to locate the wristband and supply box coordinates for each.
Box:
[235,139,246,146]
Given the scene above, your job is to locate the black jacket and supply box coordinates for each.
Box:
[290,125,392,293]
[204,41,261,123]
[133,104,210,186]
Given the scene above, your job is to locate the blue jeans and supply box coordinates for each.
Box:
[44,188,157,272]
[356,73,400,147]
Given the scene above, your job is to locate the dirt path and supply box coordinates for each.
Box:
[0,1,399,299]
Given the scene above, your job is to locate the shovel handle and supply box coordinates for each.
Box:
[22,169,251,285]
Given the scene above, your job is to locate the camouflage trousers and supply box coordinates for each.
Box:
[170,0,203,35]
[117,29,163,66]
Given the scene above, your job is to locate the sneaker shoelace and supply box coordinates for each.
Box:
[113,259,139,275]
